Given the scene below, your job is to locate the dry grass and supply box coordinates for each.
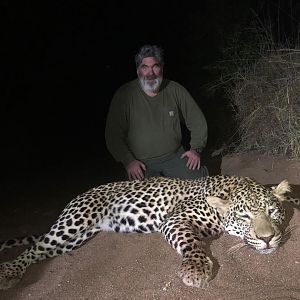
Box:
[211,28,300,159]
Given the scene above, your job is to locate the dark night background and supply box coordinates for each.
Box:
[1,1,299,218]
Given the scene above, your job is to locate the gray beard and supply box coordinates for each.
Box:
[139,76,163,93]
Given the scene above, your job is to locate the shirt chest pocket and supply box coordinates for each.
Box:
[161,106,179,130]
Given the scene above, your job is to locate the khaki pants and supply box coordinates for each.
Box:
[143,147,209,179]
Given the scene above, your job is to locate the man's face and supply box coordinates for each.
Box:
[137,57,163,93]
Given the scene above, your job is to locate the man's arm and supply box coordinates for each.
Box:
[176,84,208,152]
[105,91,136,166]
[105,91,146,180]
[174,83,207,170]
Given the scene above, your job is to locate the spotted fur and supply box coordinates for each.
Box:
[0,175,296,290]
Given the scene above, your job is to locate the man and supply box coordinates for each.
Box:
[105,45,208,180]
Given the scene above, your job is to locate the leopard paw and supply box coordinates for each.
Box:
[0,262,23,290]
[179,256,213,289]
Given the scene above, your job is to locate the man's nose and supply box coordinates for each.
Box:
[148,68,154,74]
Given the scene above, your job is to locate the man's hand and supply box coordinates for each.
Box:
[181,149,201,170]
[126,160,146,180]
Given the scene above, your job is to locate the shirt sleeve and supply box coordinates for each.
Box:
[105,90,136,166]
[176,84,208,152]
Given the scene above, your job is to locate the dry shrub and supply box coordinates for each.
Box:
[230,49,300,158]
[214,27,300,158]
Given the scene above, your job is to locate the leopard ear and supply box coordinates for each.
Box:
[271,180,291,201]
[207,196,230,216]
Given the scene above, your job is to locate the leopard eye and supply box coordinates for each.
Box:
[236,213,251,220]
[268,207,277,215]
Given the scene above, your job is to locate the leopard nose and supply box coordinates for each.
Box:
[258,234,274,244]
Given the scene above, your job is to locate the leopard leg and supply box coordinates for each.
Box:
[0,226,101,290]
[160,213,221,289]
[0,234,44,251]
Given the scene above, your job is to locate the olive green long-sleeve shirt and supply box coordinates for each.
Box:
[105,79,207,166]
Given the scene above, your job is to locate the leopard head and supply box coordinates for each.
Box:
[207,178,290,254]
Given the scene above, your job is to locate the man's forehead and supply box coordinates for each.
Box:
[140,57,160,66]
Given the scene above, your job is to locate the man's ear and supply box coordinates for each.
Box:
[271,180,291,201]
[207,196,230,216]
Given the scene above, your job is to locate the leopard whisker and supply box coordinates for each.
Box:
[281,224,299,243]
[227,243,246,255]
[282,224,299,237]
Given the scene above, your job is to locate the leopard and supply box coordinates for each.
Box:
[0,175,298,290]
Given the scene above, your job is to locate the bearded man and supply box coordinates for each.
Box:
[105,45,208,180]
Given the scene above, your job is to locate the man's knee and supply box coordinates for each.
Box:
[163,165,209,179]
[182,165,209,179]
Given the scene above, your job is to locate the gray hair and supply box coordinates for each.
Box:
[134,45,164,68]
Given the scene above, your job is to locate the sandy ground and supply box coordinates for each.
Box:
[0,154,300,300]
